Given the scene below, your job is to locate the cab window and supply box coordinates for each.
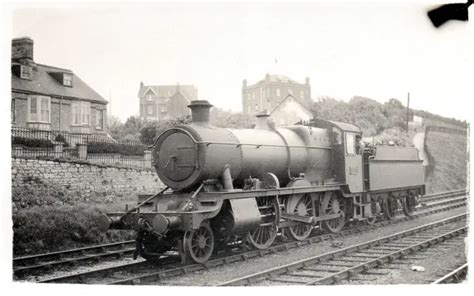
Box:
[333,128,342,144]
[345,133,355,155]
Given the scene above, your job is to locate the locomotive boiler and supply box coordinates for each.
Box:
[154,100,332,191]
[98,100,425,263]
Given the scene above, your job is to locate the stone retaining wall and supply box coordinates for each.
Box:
[12,158,163,208]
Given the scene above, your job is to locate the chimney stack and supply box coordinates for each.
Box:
[255,113,271,129]
[305,77,310,85]
[12,37,34,63]
[188,100,213,124]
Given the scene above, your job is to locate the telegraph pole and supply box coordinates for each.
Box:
[406,92,410,133]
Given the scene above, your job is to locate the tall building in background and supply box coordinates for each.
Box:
[242,74,311,116]
[138,83,198,121]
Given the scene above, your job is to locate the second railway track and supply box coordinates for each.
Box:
[218,213,468,286]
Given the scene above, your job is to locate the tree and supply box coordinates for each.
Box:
[210,107,254,129]
[139,116,191,145]
[108,116,124,139]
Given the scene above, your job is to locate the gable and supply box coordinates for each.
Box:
[145,88,157,96]
[270,95,313,126]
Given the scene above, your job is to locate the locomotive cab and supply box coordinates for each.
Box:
[309,119,364,193]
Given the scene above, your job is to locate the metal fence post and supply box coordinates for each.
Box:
[144,150,152,168]
[53,142,64,158]
[77,143,88,160]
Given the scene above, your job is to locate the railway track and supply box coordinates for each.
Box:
[218,213,468,286]
[432,263,468,284]
[13,240,135,279]
[34,192,467,284]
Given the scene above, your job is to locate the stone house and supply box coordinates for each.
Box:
[11,37,108,134]
[242,74,312,116]
[138,82,198,121]
[269,94,313,126]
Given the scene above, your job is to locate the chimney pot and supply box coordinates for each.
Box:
[188,100,213,124]
[255,113,271,129]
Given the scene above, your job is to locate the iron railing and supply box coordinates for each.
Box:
[11,126,150,168]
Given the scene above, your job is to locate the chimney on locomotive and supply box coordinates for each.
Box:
[188,100,213,124]
[255,113,271,129]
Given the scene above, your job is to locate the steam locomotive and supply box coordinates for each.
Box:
[98,100,425,263]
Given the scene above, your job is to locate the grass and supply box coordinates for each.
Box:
[13,202,136,256]
[424,130,468,193]
[12,182,138,256]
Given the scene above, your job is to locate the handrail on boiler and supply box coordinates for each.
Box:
[154,127,333,150]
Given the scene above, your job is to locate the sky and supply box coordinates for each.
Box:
[6,1,473,122]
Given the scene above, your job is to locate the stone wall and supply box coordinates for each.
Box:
[12,158,163,208]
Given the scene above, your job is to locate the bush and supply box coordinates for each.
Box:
[12,137,53,147]
[139,116,191,145]
[13,203,135,256]
[87,142,146,156]
[54,134,69,147]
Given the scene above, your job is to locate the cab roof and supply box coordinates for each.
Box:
[310,118,361,133]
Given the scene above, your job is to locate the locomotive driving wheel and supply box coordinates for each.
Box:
[247,196,279,249]
[365,200,380,225]
[402,194,417,217]
[287,194,314,241]
[382,198,398,220]
[184,222,215,263]
[321,192,346,233]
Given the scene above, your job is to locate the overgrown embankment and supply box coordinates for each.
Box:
[13,202,135,256]
[12,158,163,256]
[424,128,468,193]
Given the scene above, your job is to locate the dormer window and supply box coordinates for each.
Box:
[20,65,32,80]
[63,73,73,87]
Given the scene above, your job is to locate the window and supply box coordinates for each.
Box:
[333,128,342,144]
[276,88,280,97]
[20,65,32,80]
[146,94,153,101]
[63,73,73,87]
[81,102,90,124]
[300,90,305,98]
[28,96,50,123]
[255,104,259,112]
[147,105,153,115]
[71,101,90,125]
[346,133,356,155]
[161,106,168,112]
[11,100,16,123]
[96,109,104,129]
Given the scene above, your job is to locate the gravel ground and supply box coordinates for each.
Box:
[338,235,467,285]
[151,206,468,286]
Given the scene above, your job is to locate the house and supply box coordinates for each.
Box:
[11,37,108,134]
[242,74,312,116]
[138,82,198,121]
[269,94,313,126]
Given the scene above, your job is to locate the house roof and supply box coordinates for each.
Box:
[138,84,197,102]
[11,63,107,103]
[269,94,312,116]
[266,74,295,83]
